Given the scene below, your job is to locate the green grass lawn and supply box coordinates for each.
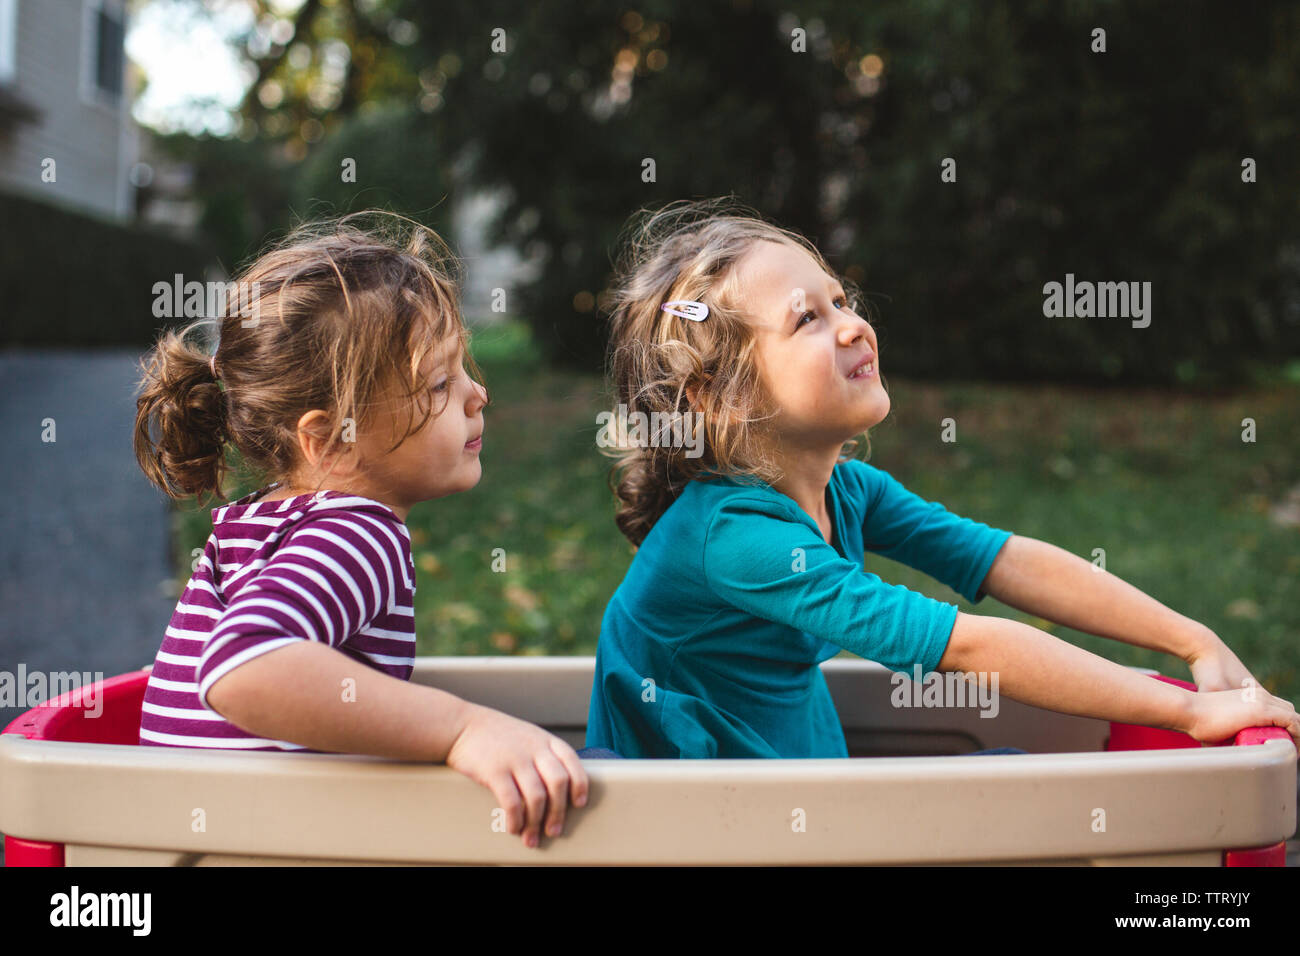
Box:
[173,319,1300,703]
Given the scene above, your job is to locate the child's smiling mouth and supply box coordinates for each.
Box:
[847,352,877,380]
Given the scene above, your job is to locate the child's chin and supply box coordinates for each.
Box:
[435,466,483,498]
[460,461,484,488]
[863,395,890,424]
[855,405,888,430]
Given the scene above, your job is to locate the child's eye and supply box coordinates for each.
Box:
[434,377,454,393]
[798,297,850,328]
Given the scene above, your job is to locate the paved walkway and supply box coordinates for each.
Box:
[0,349,175,699]
[0,350,177,861]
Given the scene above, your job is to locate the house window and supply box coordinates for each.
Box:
[82,0,125,106]
[0,0,17,84]
[92,1,124,98]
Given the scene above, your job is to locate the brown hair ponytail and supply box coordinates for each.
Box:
[134,321,231,500]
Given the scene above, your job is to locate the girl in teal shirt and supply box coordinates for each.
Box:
[586,197,1299,759]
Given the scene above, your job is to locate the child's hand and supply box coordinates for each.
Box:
[1182,687,1300,749]
[444,703,590,849]
[1184,629,1259,694]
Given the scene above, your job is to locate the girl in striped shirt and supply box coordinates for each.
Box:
[133,212,585,849]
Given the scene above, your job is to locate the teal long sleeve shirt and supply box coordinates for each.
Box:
[585,458,1013,758]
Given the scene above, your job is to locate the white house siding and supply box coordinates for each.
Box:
[0,0,136,220]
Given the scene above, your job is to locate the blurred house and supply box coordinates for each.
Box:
[132,136,201,237]
[0,0,138,220]
[453,190,535,326]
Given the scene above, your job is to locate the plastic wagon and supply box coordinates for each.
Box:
[0,658,1294,866]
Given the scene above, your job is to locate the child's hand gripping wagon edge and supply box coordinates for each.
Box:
[945,535,1300,748]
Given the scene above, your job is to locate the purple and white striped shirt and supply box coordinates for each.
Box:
[139,482,416,751]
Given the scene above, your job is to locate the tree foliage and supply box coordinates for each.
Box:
[172,0,1300,382]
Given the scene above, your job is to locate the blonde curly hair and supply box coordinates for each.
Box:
[603,196,875,547]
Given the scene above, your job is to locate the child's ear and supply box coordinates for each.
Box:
[294,410,341,469]
[684,374,710,409]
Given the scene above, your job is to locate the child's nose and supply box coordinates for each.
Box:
[838,313,873,345]
[468,379,489,408]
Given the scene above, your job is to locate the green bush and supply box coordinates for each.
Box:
[0,192,214,348]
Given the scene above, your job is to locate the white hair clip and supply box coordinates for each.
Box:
[661,300,709,321]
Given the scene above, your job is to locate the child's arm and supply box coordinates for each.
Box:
[854,463,1243,687]
[207,639,471,759]
[940,610,1300,747]
[703,492,1298,746]
[979,535,1255,692]
[207,640,588,849]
